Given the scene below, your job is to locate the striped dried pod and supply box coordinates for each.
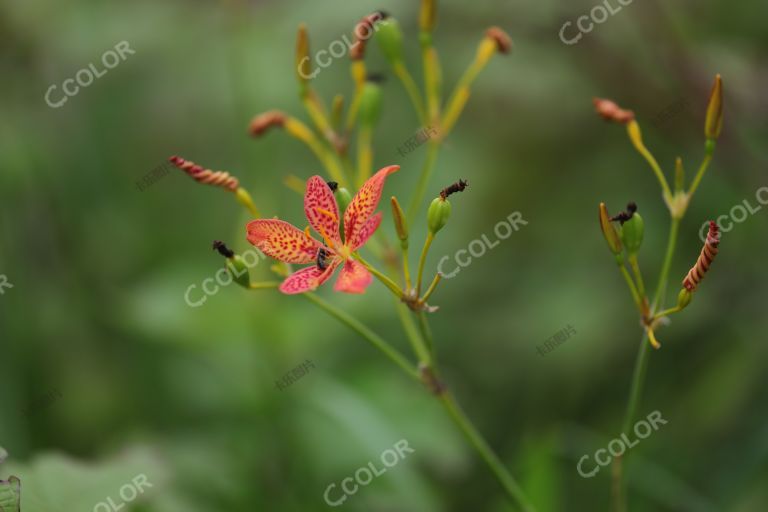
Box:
[169,156,239,191]
[683,221,721,291]
[351,12,386,60]
[593,98,635,124]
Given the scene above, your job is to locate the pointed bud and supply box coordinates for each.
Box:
[676,288,692,310]
[704,74,723,140]
[599,203,623,256]
[674,157,685,192]
[296,24,312,88]
[390,196,409,244]
[419,0,437,34]
[593,98,635,124]
[427,197,451,235]
[620,211,644,256]
[358,80,383,127]
[376,18,404,64]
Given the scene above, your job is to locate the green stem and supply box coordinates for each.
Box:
[393,60,427,124]
[354,253,403,298]
[407,141,440,220]
[395,302,431,365]
[439,392,537,512]
[417,310,435,357]
[618,264,642,310]
[687,148,714,199]
[612,216,680,512]
[302,293,418,380]
[416,232,435,296]
[628,255,646,300]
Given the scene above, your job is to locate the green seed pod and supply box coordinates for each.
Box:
[376,18,404,64]
[427,197,451,234]
[227,255,251,289]
[334,186,353,214]
[358,81,383,127]
[676,288,692,310]
[621,212,644,256]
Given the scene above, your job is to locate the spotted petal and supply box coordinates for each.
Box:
[344,165,398,247]
[348,212,382,251]
[246,219,322,264]
[304,176,341,247]
[334,259,373,294]
[279,260,339,294]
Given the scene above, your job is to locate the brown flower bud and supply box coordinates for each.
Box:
[593,98,635,124]
[249,110,287,136]
[485,27,512,54]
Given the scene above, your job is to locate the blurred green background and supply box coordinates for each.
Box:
[1,0,767,510]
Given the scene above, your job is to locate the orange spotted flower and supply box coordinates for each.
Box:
[247,165,399,294]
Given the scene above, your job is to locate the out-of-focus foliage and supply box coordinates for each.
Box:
[1,0,767,511]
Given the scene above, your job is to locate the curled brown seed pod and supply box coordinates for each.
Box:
[440,179,468,200]
[248,110,287,136]
[169,156,239,191]
[683,221,720,291]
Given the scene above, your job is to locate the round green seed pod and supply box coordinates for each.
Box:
[427,197,451,234]
[621,212,644,256]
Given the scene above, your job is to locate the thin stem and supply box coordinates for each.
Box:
[439,392,537,512]
[627,122,672,200]
[401,244,413,291]
[612,216,681,512]
[417,310,435,357]
[393,60,427,124]
[416,232,435,296]
[248,281,281,290]
[687,149,714,199]
[618,264,642,310]
[420,273,442,304]
[652,306,681,322]
[353,253,403,298]
[395,302,431,364]
[302,292,419,380]
[407,140,441,220]
[628,255,647,299]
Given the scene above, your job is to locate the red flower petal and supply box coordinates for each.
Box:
[246,219,322,264]
[334,259,373,294]
[344,165,398,247]
[279,261,339,294]
[304,176,341,247]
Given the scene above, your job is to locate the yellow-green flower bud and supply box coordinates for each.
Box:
[390,196,409,245]
[704,74,723,141]
[599,203,623,257]
[376,18,404,64]
[676,288,692,310]
[621,212,644,256]
[427,197,451,234]
[358,80,383,127]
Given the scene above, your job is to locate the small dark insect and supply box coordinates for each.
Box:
[367,73,386,84]
[611,201,638,225]
[326,181,338,192]
[440,179,468,200]
[212,240,234,258]
[316,247,332,270]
